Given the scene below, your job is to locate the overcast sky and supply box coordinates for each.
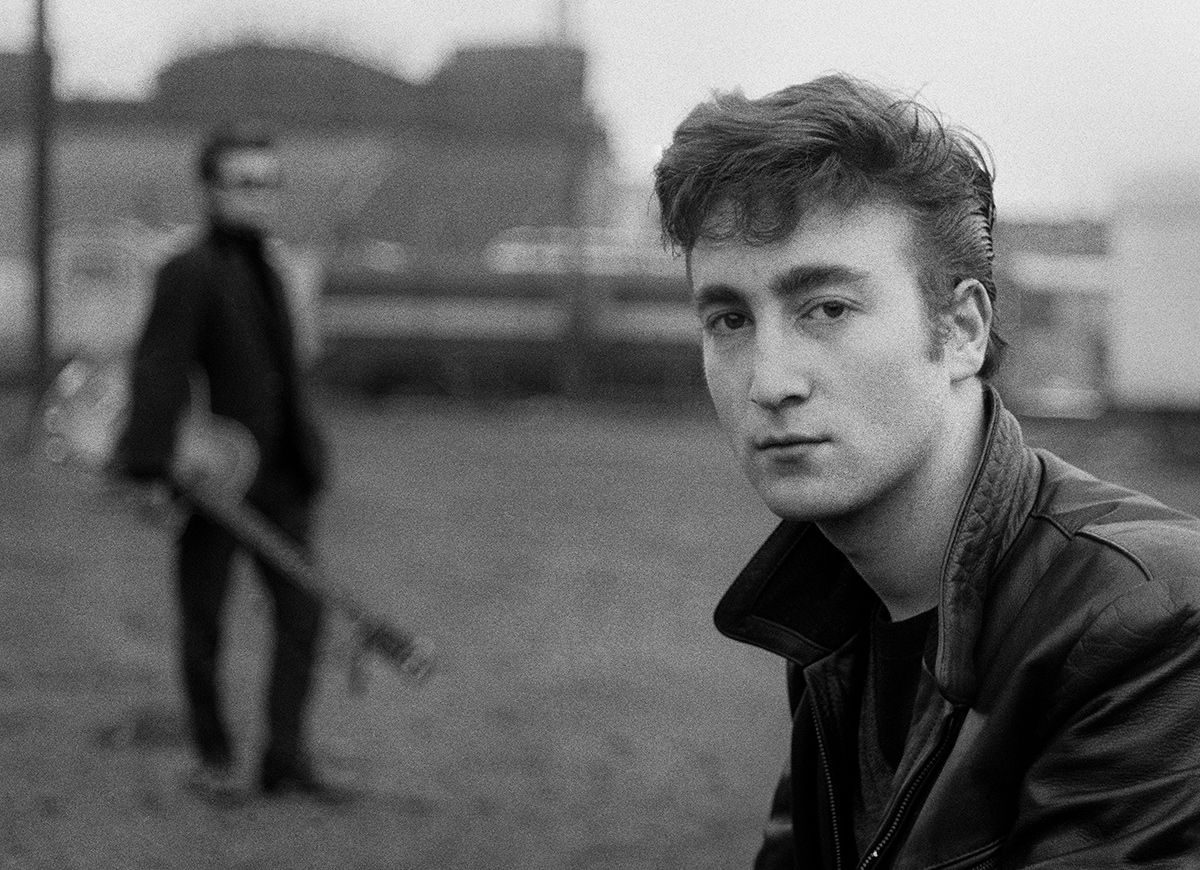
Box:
[4,0,1200,218]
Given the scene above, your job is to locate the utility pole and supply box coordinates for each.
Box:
[30,0,55,397]
[550,0,591,396]
[555,0,577,44]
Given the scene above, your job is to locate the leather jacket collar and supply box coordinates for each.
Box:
[713,385,1042,705]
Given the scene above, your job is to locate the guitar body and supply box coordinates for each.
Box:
[39,356,434,683]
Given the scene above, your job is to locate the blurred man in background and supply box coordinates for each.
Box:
[655,74,1200,866]
[115,124,334,801]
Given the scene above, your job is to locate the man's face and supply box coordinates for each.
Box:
[206,146,281,235]
[691,201,959,523]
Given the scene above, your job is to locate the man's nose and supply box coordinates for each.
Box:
[748,325,812,410]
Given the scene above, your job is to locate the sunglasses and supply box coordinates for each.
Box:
[215,150,283,191]
[217,174,282,191]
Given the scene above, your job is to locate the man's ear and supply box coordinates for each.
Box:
[945,278,992,381]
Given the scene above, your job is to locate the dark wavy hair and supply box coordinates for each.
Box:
[654,73,1005,378]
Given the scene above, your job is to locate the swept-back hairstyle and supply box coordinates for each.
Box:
[654,73,1005,378]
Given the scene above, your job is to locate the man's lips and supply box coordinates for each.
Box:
[753,433,829,450]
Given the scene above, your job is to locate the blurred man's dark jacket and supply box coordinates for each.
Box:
[117,224,326,505]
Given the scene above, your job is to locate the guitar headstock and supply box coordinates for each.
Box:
[358,622,437,684]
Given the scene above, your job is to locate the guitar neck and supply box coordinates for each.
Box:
[174,479,366,623]
[38,354,433,682]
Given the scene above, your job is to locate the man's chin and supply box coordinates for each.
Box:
[755,481,860,523]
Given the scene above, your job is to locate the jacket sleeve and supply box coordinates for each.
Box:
[754,661,801,869]
[287,406,329,497]
[114,257,206,480]
[1003,582,1200,867]
[754,762,797,869]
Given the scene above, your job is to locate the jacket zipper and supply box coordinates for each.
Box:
[856,707,965,870]
[811,702,844,870]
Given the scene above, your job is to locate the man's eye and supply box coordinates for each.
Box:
[707,312,749,332]
[810,302,848,320]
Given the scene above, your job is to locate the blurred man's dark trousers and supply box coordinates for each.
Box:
[174,496,322,773]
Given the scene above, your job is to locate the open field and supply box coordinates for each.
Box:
[3,389,1200,869]
[0,390,784,869]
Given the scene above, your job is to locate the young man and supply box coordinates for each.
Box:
[655,74,1200,867]
[116,125,333,799]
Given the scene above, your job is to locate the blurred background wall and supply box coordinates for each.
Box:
[3,30,1200,419]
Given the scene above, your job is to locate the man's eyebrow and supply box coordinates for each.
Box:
[771,264,868,297]
[693,264,868,308]
[692,283,745,308]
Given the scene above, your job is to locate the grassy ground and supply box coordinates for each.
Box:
[0,390,786,869]
[3,389,1200,869]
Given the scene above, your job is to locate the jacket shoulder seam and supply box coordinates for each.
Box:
[1029,510,1156,584]
[1073,528,1155,583]
[1027,510,1071,540]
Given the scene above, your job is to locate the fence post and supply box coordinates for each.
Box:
[559,129,591,397]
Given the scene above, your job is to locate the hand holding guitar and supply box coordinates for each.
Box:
[38,356,437,685]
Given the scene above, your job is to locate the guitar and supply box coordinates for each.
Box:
[37,356,435,685]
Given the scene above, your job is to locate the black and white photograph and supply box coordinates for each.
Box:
[2,1,1200,867]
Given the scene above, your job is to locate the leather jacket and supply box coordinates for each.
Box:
[715,389,1200,868]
